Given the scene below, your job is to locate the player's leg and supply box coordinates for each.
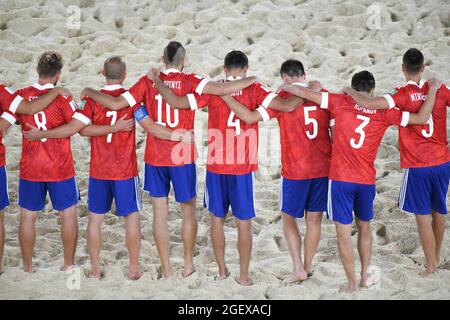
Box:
[230,173,256,286]
[205,171,229,279]
[430,162,449,266]
[113,177,142,280]
[48,177,79,270]
[144,164,172,277]
[171,164,198,278]
[304,177,327,276]
[354,184,376,287]
[329,180,358,292]
[279,178,308,283]
[18,178,46,272]
[0,166,9,274]
[86,177,112,278]
[399,167,436,276]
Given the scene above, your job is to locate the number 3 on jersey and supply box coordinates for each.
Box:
[350,115,370,149]
[421,115,433,138]
[34,111,48,142]
[155,94,179,128]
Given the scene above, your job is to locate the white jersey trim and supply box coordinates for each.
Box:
[1,112,16,125]
[256,106,271,122]
[195,78,210,95]
[9,95,24,114]
[261,92,277,109]
[187,94,198,110]
[329,118,336,127]
[72,112,91,125]
[121,91,137,107]
[400,111,410,127]
[102,84,123,91]
[383,94,396,109]
[320,92,329,109]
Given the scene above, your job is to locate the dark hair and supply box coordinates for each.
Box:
[402,48,424,75]
[37,51,63,78]
[104,56,126,80]
[163,41,186,66]
[224,50,248,70]
[280,59,305,78]
[351,70,375,93]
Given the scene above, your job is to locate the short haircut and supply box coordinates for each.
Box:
[351,70,376,93]
[224,50,249,70]
[402,48,424,74]
[280,59,305,78]
[163,41,186,66]
[37,51,63,78]
[104,56,126,80]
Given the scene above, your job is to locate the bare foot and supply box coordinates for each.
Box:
[162,269,173,279]
[283,270,308,284]
[23,266,34,273]
[234,276,254,286]
[128,269,143,281]
[61,264,77,272]
[182,267,197,278]
[360,266,381,288]
[215,269,231,280]
[420,268,437,277]
[88,269,103,279]
[339,282,359,293]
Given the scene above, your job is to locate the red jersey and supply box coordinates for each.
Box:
[322,92,410,184]
[78,85,138,180]
[188,79,277,175]
[384,80,449,168]
[16,83,80,182]
[270,85,332,180]
[121,69,209,166]
[0,84,22,166]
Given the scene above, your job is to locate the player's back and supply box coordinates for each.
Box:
[82,85,138,180]
[326,93,406,184]
[16,83,77,182]
[391,81,449,168]
[276,89,332,180]
[0,84,18,167]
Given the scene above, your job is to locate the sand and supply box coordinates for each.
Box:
[0,0,449,300]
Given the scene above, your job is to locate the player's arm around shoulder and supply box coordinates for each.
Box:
[221,95,262,124]
[81,87,129,111]
[202,76,258,96]
[13,87,72,115]
[148,68,190,109]
[407,78,442,125]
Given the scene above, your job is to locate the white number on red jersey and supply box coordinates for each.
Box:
[155,94,179,128]
[303,106,318,139]
[227,112,241,135]
[350,115,370,149]
[33,111,48,142]
[421,115,434,138]
[106,111,117,143]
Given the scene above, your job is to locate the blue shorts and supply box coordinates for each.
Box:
[280,177,328,218]
[88,176,141,217]
[0,166,9,211]
[399,162,449,215]
[143,163,197,203]
[327,180,376,225]
[204,170,255,221]
[18,177,80,212]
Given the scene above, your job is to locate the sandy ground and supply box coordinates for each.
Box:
[0,0,449,299]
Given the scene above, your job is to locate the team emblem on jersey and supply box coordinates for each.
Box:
[69,100,80,111]
[390,89,398,95]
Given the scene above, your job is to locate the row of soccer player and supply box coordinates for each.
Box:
[0,43,448,291]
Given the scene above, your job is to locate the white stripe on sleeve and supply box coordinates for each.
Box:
[121,91,137,107]
[261,92,277,108]
[9,95,24,114]
[72,112,91,125]
[400,111,410,127]
[195,78,210,95]
[187,94,198,110]
[383,94,396,109]
[1,112,16,125]
[320,92,329,109]
[256,106,271,122]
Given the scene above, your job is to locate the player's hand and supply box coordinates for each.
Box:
[114,114,135,132]
[428,78,442,93]
[278,84,294,93]
[56,87,73,98]
[147,68,161,82]
[173,130,194,144]
[308,80,323,92]
[23,123,43,141]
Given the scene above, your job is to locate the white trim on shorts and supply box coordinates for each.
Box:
[251,172,255,210]
[399,168,409,210]
[279,177,283,211]
[134,176,142,211]
[327,179,333,221]
[5,167,10,205]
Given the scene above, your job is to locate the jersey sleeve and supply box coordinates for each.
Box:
[444,84,450,107]
[187,93,211,110]
[383,107,410,127]
[0,110,17,126]
[253,83,277,109]
[121,76,148,107]
[59,96,79,123]
[383,87,407,109]
[187,74,210,95]
[320,92,339,115]
[72,99,93,125]
[0,85,24,114]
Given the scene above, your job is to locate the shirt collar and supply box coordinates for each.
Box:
[102,84,123,91]
[291,82,308,87]
[32,82,55,90]
[162,68,181,75]
[406,79,426,88]
[226,76,242,81]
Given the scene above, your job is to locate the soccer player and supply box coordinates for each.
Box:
[215,59,332,283]
[11,51,89,272]
[148,50,303,285]
[342,48,449,277]
[280,71,441,292]
[0,83,71,274]
[23,56,193,280]
[79,42,258,278]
